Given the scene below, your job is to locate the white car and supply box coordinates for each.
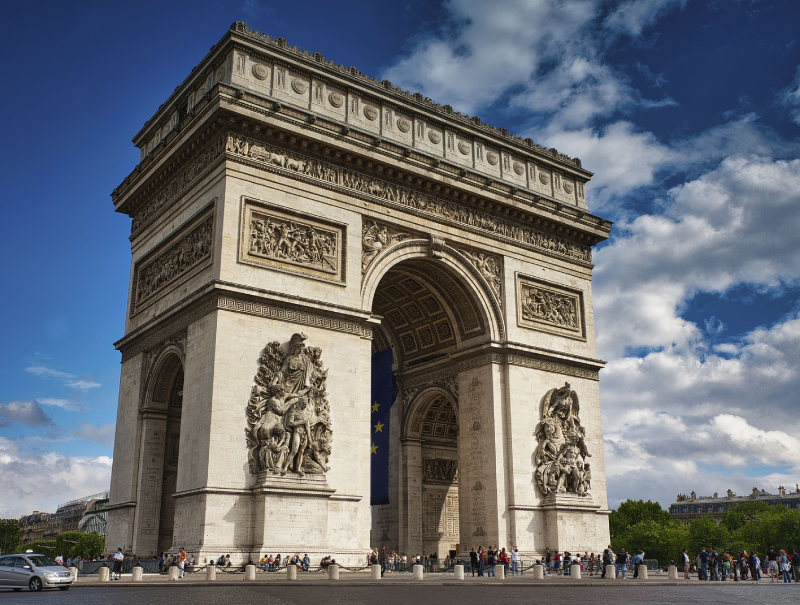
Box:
[0,554,75,592]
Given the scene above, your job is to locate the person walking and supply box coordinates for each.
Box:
[470,548,478,577]
[178,547,187,578]
[780,549,792,583]
[791,549,800,582]
[766,546,779,582]
[379,547,387,577]
[681,548,690,580]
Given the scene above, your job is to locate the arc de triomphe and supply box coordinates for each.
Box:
[106,22,612,563]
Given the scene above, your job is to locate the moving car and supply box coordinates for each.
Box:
[0,553,74,591]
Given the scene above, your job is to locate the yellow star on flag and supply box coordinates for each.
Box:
[370,443,378,454]
[371,401,379,413]
[374,421,384,433]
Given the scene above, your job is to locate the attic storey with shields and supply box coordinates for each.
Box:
[105,22,612,563]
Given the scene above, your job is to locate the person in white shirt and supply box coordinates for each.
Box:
[112,548,124,580]
[511,547,519,576]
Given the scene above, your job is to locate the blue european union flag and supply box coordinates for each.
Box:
[370,349,396,505]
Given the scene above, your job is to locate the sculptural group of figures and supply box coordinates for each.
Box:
[521,286,579,329]
[245,333,332,476]
[136,217,212,303]
[534,383,591,496]
[249,216,337,273]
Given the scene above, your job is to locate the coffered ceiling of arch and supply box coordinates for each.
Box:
[372,260,486,363]
[420,396,458,440]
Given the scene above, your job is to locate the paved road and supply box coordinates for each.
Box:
[1,584,799,605]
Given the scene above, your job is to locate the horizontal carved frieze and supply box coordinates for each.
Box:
[516,275,585,339]
[224,132,592,265]
[241,199,346,284]
[131,211,214,315]
[424,458,458,484]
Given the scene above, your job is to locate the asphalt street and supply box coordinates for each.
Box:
[1,584,799,605]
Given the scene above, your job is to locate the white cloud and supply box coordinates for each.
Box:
[781,65,800,125]
[0,437,112,518]
[0,400,54,428]
[37,397,84,412]
[25,364,101,391]
[72,423,115,448]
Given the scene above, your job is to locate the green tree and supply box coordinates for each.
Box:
[0,519,21,556]
[14,539,56,555]
[609,500,672,538]
[612,519,687,565]
[55,532,83,559]
[687,516,730,555]
[71,532,105,559]
[720,501,772,533]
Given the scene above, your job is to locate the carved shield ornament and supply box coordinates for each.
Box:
[252,64,269,80]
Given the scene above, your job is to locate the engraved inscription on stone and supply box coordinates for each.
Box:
[517,276,584,338]
[241,199,345,283]
[132,213,213,314]
[244,333,332,477]
[534,382,591,497]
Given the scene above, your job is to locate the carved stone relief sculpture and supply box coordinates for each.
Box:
[459,248,502,301]
[245,333,332,477]
[423,458,458,483]
[534,383,591,497]
[517,276,584,338]
[361,220,411,274]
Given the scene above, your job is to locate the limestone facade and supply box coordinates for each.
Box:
[105,22,612,563]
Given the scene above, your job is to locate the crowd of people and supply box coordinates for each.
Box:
[677,545,800,583]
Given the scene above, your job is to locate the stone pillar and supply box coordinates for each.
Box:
[533,564,544,579]
[496,565,505,579]
[668,565,678,579]
[98,567,110,582]
[371,564,381,580]
[206,565,216,581]
[454,565,465,580]
[606,564,615,579]
[327,564,339,580]
[571,564,581,579]
[412,564,424,580]
[68,567,78,582]
[132,567,143,582]
[638,565,648,580]
[286,565,297,580]
[245,565,256,580]
[168,566,179,581]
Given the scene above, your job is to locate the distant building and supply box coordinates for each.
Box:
[19,491,110,543]
[669,485,800,525]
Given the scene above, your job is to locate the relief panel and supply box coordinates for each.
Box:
[516,274,585,340]
[240,198,346,284]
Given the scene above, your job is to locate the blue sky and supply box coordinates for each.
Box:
[1,0,800,517]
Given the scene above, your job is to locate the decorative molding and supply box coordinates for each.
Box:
[131,137,225,234]
[457,248,502,301]
[224,132,593,266]
[516,274,585,340]
[361,220,411,276]
[241,198,346,284]
[131,207,214,316]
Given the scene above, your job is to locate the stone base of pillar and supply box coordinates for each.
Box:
[328,564,339,580]
[606,565,616,579]
[496,565,505,579]
[68,567,78,582]
[668,565,678,579]
[454,564,464,580]
[413,565,424,580]
[371,564,381,579]
[570,564,581,579]
[245,565,256,580]
[168,566,179,581]
[98,567,109,582]
[132,567,143,581]
[533,565,544,580]
[206,565,217,581]
[638,565,648,580]
[286,565,297,580]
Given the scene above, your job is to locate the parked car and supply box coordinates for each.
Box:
[0,553,75,592]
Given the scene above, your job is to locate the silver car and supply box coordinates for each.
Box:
[0,554,75,592]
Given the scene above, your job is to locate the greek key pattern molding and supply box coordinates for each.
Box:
[224,132,593,265]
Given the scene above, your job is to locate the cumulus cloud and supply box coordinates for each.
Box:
[71,423,115,448]
[0,400,54,428]
[37,397,84,412]
[0,437,112,518]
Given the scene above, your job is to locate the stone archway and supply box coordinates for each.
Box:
[133,348,185,557]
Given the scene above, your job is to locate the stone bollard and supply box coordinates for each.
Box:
[286,565,297,580]
[496,565,505,579]
[454,564,465,580]
[371,564,381,580]
[132,567,143,582]
[638,565,648,580]
[98,567,110,582]
[68,567,78,582]
[412,564,424,580]
[570,564,581,580]
[668,565,678,580]
[206,565,217,581]
[606,565,616,579]
[328,564,339,580]
[245,565,256,580]
[168,566,179,581]
[533,564,544,580]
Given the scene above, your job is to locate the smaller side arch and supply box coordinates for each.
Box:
[141,340,185,412]
[403,386,459,441]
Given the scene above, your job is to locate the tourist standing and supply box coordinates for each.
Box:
[697,547,709,581]
[470,548,478,577]
[178,547,187,578]
[767,546,779,582]
[615,549,627,579]
[601,546,613,579]
[681,549,690,580]
[511,546,519,576]
[780,549,792,583]
[112,548,124,581]
[791,549,800,582]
